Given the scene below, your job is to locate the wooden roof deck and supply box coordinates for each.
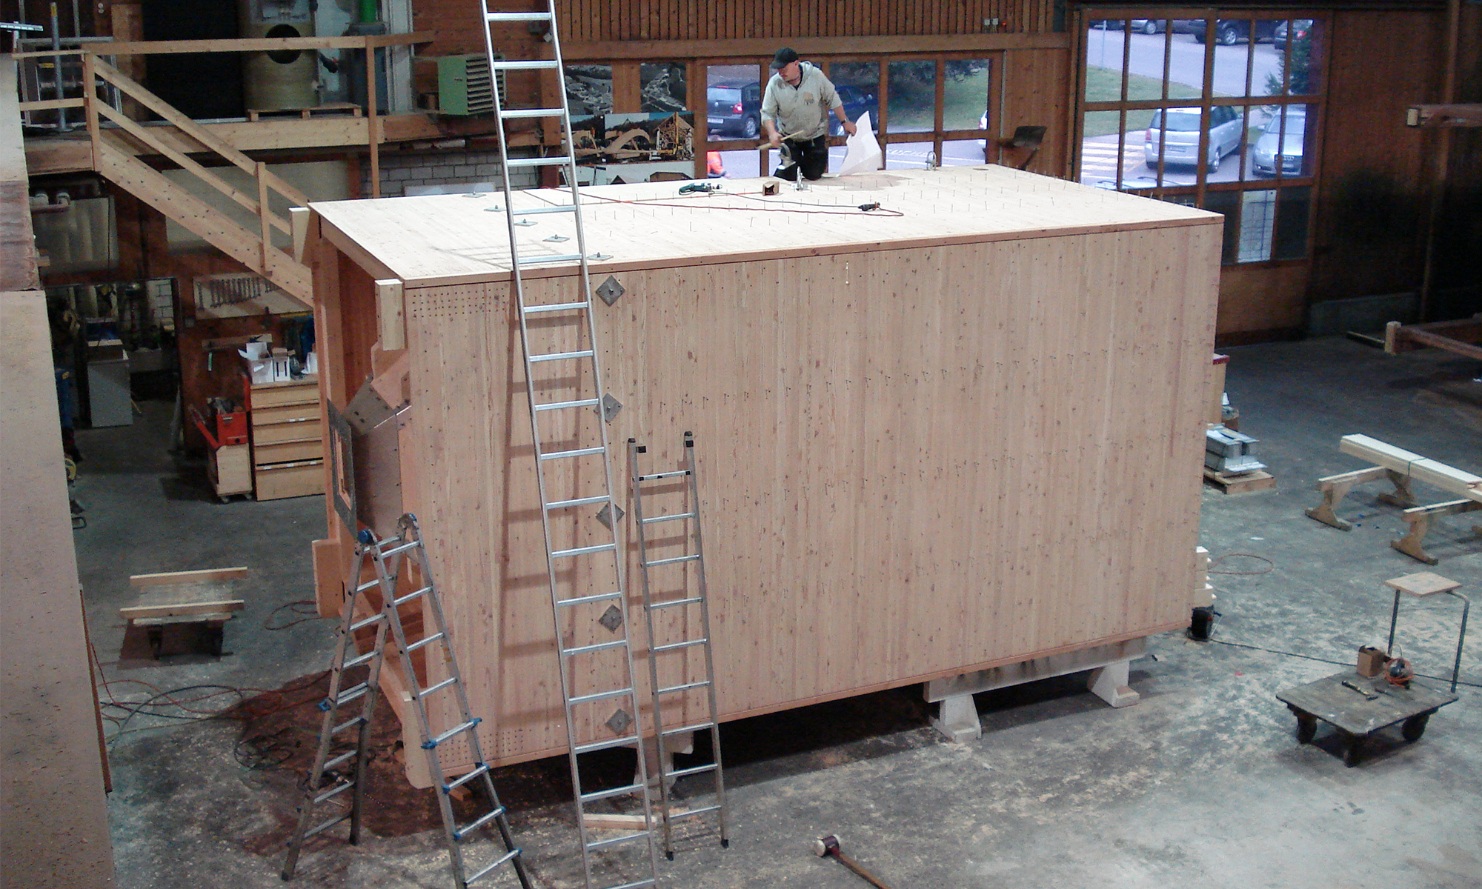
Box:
[311,164,1220,287]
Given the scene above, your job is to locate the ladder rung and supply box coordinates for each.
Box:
[406,632,445,654]
[533,398,600,414]
[637,470,691,482]
[644,554,700,569]
[667,763,717,780]
[379,540,420,558]
[506,156,572,169]
[312,779,355,805]
[335,681,371,707]
[546,494,609,510]
[657,679,711,695]
[514,205,576,216]
[569,687,633,706]
[444,763,490,793]
[650,596,703,610]
[529,349,595,364]
[465,848,522,884]
[579,782,646,804]
[424,718,481,749]
[667,804,722,820]
[573,734,640,755]
[301,810,352,840]
[452,804,507,841]
[500,106,566,119]
[556,589,624,608]
[652,638,706,654]
[342,649,379,670]
[595,880,656,889]
[539,445,605,461]
[353,578,381,594]
[418,676,457,697]
[485,11,552,23]
[562,638,628,658]
[587,831,651,852]
[522,300,590,315]
[323,749,359,772]
[517,253,584,266]
[349,613,384,633]
[661,721,714,737]
[551,542,617,559]
[641,511,696,525]
[332,715,365,735]
[393,585,433,607]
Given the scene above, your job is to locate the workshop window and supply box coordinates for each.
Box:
[1078,9,1325,265]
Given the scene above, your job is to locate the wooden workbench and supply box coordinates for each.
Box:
[304,165,1222,779]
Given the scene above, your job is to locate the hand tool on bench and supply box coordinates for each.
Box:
[813,834,893,889]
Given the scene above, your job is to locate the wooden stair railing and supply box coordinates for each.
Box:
[78,54,313,305]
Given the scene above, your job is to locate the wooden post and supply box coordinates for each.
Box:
[81,52,99,153]
[256,162,271,269]
[365,36,381,199]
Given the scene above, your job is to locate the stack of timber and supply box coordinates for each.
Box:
[303,165,1222,781]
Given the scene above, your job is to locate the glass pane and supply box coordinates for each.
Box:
[828,62,880,135]
[1202,191,1241,265]
[1238,189,1276,262]
[705,64,761,141]
[566,64,612,116]
[1126,21,1168,96]
[943,59,989,131]
[1085,20,1130,100]
[1274,186,1311,260]
[714,148,760,179]
[1081,111,1144,189]
[1211,36,1248,98]
[884,140,935,170]
[640,63,686,113]
[887,61,935,133]
[1289,19,1320,95]
[941,138,986,167]
[1251,103,1312,179]
[1252,20,1286,98]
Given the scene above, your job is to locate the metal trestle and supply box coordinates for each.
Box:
[282,515,532,889]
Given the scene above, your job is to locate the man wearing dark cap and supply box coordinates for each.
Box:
[761,47,858,181]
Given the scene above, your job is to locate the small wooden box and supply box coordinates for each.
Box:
[208,444,253,500]
[1357,646,1388,678]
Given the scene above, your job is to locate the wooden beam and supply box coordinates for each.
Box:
[376,279,405,351]
[119,600,246,621]
[14,33,433,58]
[1339,434,1482,503]
[130,567,250,587]
[561,32,1070,61]
[1406,103,1482,128]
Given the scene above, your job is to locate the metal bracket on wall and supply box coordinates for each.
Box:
[596,275,625,306]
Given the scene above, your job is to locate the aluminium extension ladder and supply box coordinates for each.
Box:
[478,2,662,887]
[282,514,532,889]
[628,433,730,860]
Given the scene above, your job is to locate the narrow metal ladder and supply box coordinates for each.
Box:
[479,3,662,888]
[628,433,730,860]
[282,514,532,889]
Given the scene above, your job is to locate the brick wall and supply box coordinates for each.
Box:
[367,147,541,197]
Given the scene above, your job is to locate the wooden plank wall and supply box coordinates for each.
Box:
[558,0,1053,41]
[396,220,1219,767]
[1308,8,1447,306]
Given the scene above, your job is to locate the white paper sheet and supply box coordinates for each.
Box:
[837,111,884,177]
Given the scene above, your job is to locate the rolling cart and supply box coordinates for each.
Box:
[1277,572,1468,766]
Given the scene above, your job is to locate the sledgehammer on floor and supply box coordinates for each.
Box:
[813,834,893,889]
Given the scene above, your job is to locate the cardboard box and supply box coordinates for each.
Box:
[1357,645,1388,677]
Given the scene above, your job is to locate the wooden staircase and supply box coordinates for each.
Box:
[47,54,313,306]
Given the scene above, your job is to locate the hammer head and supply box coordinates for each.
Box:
[813,834,841,858]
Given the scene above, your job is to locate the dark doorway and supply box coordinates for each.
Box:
[141,0,244,119]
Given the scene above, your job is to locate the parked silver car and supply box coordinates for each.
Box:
[1144,105,1243,172]
[1252,106,1308,177]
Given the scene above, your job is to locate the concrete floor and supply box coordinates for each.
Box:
[75,337,1481,889]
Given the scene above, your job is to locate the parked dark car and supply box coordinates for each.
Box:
[707,81,762,139]
[1273,19,1313,50]
[1251,106,1308,177]
[1193,19,1281,46]
[1129,19,1168,35]
[829,84,879,135]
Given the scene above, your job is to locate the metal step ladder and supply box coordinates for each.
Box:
[282,514,532,889]
[479,3,662,888]
[628,433,730,860]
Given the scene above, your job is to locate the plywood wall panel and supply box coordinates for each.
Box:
[374,184,1217,765]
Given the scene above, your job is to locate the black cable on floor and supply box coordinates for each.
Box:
[1206,637,1481,690]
